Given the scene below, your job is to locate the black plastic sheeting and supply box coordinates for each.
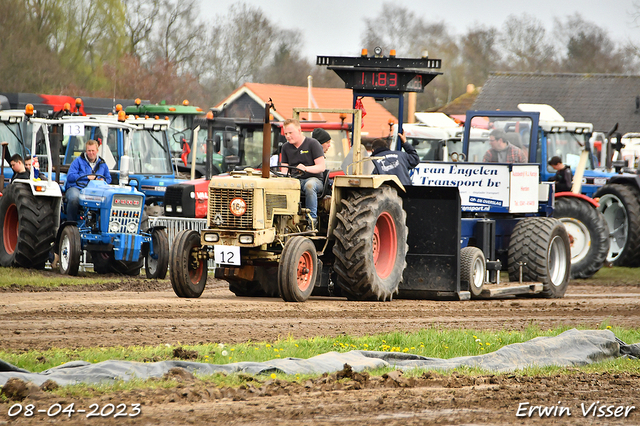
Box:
[1,329,639,387]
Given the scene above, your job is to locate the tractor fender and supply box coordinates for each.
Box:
[555,191,599,208]
[607,174,640,190]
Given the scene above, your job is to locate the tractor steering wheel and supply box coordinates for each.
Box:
[76,173,105,189]
[270,165,305,178]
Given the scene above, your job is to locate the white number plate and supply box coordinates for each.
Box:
[63,123,85,136]
[214,245,241,266]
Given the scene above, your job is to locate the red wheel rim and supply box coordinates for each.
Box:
[296,251,313,291]
[188,247,204,285]
[372,212,397,279]
[3,204,18,255]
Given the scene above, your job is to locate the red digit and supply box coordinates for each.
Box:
[389,73,397,87]
[378,72,387,86]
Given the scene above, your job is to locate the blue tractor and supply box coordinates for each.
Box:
[0,111,169,278]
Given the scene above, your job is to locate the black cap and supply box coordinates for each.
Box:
[312,128,331,144]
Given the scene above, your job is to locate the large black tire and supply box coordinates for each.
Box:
[145,229,169,279]
[594,184,640,267]
[508,217,571,298]
[228,266,279,298]
[278,236,317,302]
[169,230,207,298]
[58,226,81,276]
[111,258,143,276]
[0,183,56,269]
[90,251,110,274]
[460,246,485,299]
[332,186,408,301]
[554,197,610,279]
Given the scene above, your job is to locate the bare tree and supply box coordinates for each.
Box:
[149,0,205,76]
[460,25,501,86]
[202,3,278,100]
[499,13,557,72]
[124,0,161,58]
[553,14,629,74]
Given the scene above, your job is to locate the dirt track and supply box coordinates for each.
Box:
[1,278,640,424]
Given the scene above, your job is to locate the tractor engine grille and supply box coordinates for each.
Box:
[208,188,253,229]
[266,194,287,219]
[109,195,143,234]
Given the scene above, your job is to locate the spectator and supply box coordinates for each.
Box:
[24,155,40,179]
[548,156,573,192]
[9,154,30,182]
[312,128,332,155]
[370,132,420,186]
[483,129,527,163]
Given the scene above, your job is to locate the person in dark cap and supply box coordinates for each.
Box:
[312,128,332,154]
[548,156,572,192]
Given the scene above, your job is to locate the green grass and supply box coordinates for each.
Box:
[3,324,639,374]
[0,266,128,288]
[575,265,640,285]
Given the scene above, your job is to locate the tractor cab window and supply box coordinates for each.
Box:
[0,120,28,164]
[129,129,172,175]
[466,116,532,163]
[545,131,593,173]
[167,115,191,151]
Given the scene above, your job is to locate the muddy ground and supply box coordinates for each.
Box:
[1,277,640,424]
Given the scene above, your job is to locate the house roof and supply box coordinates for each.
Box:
[216,83,398,137]
[472,72,640,135]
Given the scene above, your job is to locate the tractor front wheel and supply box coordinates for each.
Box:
[278,236,317,302]
[58,226,81,276]
[170,230,207,298]
[145,229,169,279]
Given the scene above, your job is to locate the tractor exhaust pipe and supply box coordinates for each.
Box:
[262,99,275,179]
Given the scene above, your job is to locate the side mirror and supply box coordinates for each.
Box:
[214,135,221,153]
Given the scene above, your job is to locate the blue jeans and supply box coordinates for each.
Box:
[65,186,81,221]
[300,177,323,219]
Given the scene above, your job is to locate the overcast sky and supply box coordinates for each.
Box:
[199,0,640,61]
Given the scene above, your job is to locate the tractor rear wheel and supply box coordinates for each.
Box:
[332,186,408,301]
[460,246,486,298]
[170,230,207,298]
[58,226,81,276]
[594,184,640,266]
[508,217,571,298]
[0,183,56,269]
[554,197,609,279]
[278,236,317,302]
[145,229,169,279]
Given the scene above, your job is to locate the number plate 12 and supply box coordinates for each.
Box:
[214,245,241,266]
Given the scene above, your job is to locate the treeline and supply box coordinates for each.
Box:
[2,0,639,112]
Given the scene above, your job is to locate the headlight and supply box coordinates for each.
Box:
[127,222,138,233]
[204,233,219,242]
[109,221,120,233]
[190,191,195,199]
[176,206,183,213]
[239,235,253,244]
[165,205,173,212]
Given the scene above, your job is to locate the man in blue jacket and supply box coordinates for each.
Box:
[64,139,111,221]
[371,132,420,186]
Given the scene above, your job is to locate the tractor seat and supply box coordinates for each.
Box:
[318,169,332,199]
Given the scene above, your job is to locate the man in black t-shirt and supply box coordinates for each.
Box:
[281,118,325,226]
